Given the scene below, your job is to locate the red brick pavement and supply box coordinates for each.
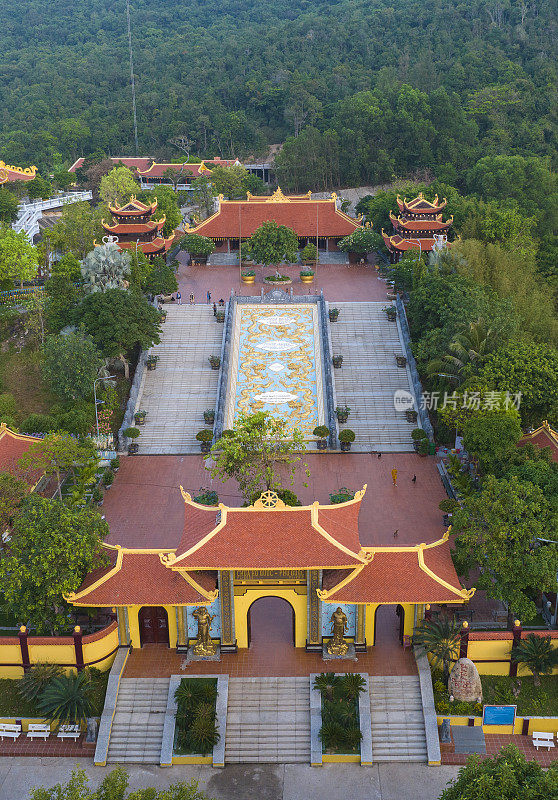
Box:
[102,453,447,550]
[175,255,390,304]
[442,733,558,767]
[0,734,94,757]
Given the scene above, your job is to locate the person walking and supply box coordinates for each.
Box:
[391,468,398,486]
[213,302,217,316]
[176,291,182,305]
[207,290,211,304]
[189,293,195,304]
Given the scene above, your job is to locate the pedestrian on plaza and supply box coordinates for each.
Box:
[189,293,195,304]
[176,291,182,305]
[207,290,211,304]
[218,298,225,306]
[391,468,398,486]
[411,474,416,484]
[213,302,217,316]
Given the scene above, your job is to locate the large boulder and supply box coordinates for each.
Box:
[448,657,483,703]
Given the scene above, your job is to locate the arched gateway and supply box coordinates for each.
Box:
[67,487,473,653]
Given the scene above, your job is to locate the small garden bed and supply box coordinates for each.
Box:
[314,673,364,755]
[0,669,109,717]
[264,275,292,285]
[432,668,558,717]
[173,677,219,756]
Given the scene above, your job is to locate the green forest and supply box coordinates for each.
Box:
[1,0,556,185]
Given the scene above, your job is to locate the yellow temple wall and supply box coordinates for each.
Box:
[233,588,307,648]
[365,603,415,644]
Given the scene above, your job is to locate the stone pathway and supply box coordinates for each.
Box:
[135,305,223,454]
[329,302,418,452]
[225,677,311,763]
[106,677,170,763]
[369,675,427,762]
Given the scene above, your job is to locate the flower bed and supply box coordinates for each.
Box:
[314,673,364,755]
[264,275,292,285]
[173,677,219,756]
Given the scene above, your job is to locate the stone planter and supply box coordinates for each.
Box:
[332,356,343,369]
[146,359,158,371]
[340,441,352,452]
[200,441,211,454]
[336,413,349,424]
[300,274,314,284]
[134,414,147,426]
[241,274,255,284]
[329,309,340,322]
[405,409,418,423]
[396,355,407,368]
[128,443,139,455]
[215,312,225,323]
[316,439,328,451]
[386,311,396,322]
[204,411,215,425]
[264,277,292,286]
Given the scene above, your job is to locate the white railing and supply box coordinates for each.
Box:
[13,191,93,239]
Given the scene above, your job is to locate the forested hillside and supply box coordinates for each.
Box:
[1,0,556,185]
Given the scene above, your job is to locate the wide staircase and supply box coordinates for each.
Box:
[369,675,427,762]
[106,677,170,763]
[136,305,223,454]
[225,677,311,763]
[329,301,417,452]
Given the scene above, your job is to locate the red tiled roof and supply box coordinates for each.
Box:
[118,235,175,254]
[0,425,43,480]
[102,220,164,235]
[321,540,467,604]
[382,231,447,253]
[68,157,153,174]
[390,212,452,232]
[139,162,207,178]
[171,495,367,570]
[0,162,37,183]
[69,550,216,606]
[518,422,558,463]
[188,193,361,239]
[108,198,157,216]
[397,194,447,214]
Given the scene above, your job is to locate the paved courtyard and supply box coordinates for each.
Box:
[101,453,448,549]
[0,759,461,800]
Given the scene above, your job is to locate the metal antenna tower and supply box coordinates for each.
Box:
[126,0,139,155]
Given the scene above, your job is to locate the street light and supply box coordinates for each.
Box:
[94,376,117,439]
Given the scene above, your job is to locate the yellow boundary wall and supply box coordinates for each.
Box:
[466,632,558,677]
[0,622,119,679]
[436,715,558,736]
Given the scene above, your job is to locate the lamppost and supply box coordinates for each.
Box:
[93,376,117,439]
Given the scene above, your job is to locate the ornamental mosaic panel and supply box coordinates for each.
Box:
[224,304,325,435]
[321,602,356,638]
[186,597,221,640]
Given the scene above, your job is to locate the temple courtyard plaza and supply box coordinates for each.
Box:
[0,760,461,800]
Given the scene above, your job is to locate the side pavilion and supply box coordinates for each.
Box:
[67,486,472,654]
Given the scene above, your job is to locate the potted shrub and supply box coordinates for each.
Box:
[332,355,343,369]
[313,425,330,451]
[92,487,103,506]
[146,354,159,371]
[405,408,418,423]
[335,405,351,423]
[134,410,147,426]
[241,269,255,285]
[411,427,427,452]
[339,429,355,451]
[102,469,114,489]
[216,310,225,323]
[208,355,221,370]
[123,426,140,454]
[418,438,429,457]
[300,269,314,284]
[193,490,219,506]
[196,429,214,454]
[160,309,167,323]
[329,307,340,322]
[300,242,318,266]
[204,409,215,425]
[110,457,120,472]
[395,354,407,368]
[383,305,396,321]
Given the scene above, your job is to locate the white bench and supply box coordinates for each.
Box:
[0,723,21,741]
[532,731,555,751]
[27,723,50,740]
[57,724,80,740]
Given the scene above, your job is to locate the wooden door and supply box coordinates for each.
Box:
[138,606,169,646]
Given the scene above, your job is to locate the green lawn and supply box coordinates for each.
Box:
[0,670,109,718]
[433,668,558,716]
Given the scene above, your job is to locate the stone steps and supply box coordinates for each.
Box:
[106,677,170,764]
[225,677,310,764]
[369,675,427,762]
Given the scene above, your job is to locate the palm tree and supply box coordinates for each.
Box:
[313,672,340,701]
[413,618,461,687]
[512,634,558,686]
[427,319,497,386]
[37,671,94,725]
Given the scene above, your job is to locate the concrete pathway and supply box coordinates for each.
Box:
[329,302,417,452]
[0,758,460,800]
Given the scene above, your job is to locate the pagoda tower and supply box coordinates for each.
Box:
[102,196,175,259]
[382,193,452,263]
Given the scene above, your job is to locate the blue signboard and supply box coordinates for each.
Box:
[482,705,516,726]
